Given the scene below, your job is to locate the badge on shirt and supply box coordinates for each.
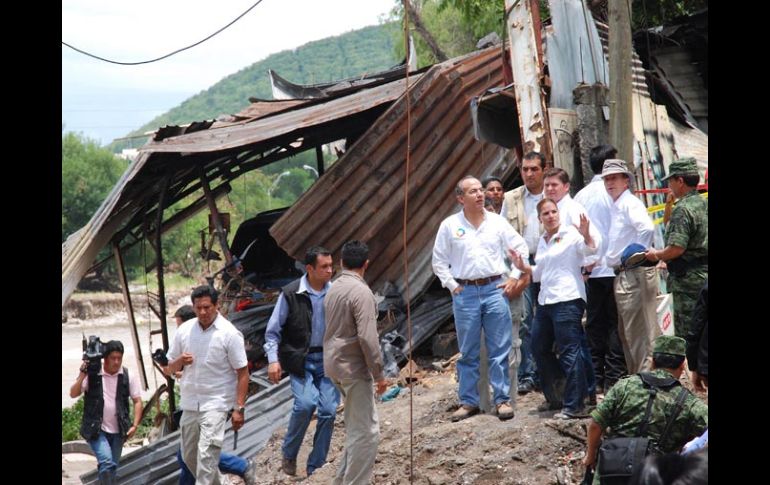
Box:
[455,227,466,238]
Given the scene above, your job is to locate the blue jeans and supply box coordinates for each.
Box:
[531,299,588,413]
[177,448,247,485]
[87,431,123,482]
[518,280,540,386]
[452,281,512,406]
[283,352,341,474]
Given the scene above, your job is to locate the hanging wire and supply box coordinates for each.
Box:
[401,2,414,483]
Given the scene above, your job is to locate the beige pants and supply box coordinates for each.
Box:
[615,266,660,373]
[180,409,228,485]
[508,295,523,400]
[332,378,380,485]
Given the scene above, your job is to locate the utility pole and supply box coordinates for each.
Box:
[608,0,634,165]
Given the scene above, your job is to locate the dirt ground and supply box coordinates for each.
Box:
[62,361,706,484]
[247,362,630,485]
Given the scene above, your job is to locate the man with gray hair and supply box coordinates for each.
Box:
[600,159,659,373]
[432,175,529,422]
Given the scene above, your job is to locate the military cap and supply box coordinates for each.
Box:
[662,158,699,181]
[652,335,687,356]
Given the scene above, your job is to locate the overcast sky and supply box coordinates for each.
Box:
[62,0,396,146]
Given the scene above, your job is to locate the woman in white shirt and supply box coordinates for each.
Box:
[511,198,597,419]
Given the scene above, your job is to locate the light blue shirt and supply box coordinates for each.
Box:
[263,274,330,363]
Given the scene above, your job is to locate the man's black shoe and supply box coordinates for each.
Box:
[517,381,536,395]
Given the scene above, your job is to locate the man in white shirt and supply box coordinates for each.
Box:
[432,176,529,422]
[600,159,660,373]
[574,145,628,393]
[500,152,545,395]
[167,285,249,485]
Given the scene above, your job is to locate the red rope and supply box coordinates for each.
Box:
[402,2,414,483]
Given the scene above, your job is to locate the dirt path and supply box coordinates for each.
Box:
[249,367,595,485]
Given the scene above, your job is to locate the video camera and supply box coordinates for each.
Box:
[82,335,105,373]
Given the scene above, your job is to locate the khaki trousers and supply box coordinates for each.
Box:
[332,378,380,485]
[614,266,660,373]
[180,409,228,485]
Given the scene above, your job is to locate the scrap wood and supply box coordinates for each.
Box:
[545,421,587,444]
[398,359,428,386]
[431,352,461,372]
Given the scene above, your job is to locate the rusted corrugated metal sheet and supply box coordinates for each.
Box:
[232,98,305,121]
[270,46,508,299]
[142,76,419,154]
[62,74,417,306]
[594,21,649,96]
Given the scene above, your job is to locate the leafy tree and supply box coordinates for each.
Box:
[62,132,127,242]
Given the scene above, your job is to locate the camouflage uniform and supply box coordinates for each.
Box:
[588,336,708,484]
[663,159,708,338]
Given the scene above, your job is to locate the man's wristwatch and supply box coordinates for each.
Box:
[235,405,246,414]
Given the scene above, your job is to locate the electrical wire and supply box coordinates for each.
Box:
[62,0,265,65]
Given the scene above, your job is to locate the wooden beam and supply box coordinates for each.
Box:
[199,166,233,266]
[608,0,634,164]
[112,242,149,390]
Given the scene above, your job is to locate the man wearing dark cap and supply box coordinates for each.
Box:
[582,335,708,483]
[644,158,707,338]
[600,159,659,375]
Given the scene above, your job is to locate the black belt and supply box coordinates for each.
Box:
[308,346,323,354]
[456,274,503,286]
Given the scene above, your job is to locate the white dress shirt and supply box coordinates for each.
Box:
[574,176,615,277]
[556,194,602,266]
[432,209,529,293]
[532,224,598,304]
[605,189,655,267]
[167,313,248,412]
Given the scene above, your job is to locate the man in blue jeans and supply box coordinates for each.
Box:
[433,176,529,422]
[70,340,143,485]
[264,246,340,477]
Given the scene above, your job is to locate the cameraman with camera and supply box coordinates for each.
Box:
[70,339,143,485]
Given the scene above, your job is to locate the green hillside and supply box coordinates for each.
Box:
[113,23,398,151]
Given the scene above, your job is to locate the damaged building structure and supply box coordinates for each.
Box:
[62,2,707,483]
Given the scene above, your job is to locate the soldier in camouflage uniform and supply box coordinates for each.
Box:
[644,158,708,337]
[582,335,708,484]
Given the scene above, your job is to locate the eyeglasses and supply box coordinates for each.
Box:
[465,188,484,195]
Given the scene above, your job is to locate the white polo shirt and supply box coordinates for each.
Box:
[167,313,248,412]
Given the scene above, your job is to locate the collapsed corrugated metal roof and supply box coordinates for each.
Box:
[62,71,421,305]
[270,46,514,299]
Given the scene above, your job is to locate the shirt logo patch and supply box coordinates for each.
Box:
[455,227,466,238]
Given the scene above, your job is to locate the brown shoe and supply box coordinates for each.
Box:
[451,405,480,422]
[496,401,514,421]
[282,456,297,476]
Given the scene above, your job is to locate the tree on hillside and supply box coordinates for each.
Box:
[62,132,127,242]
